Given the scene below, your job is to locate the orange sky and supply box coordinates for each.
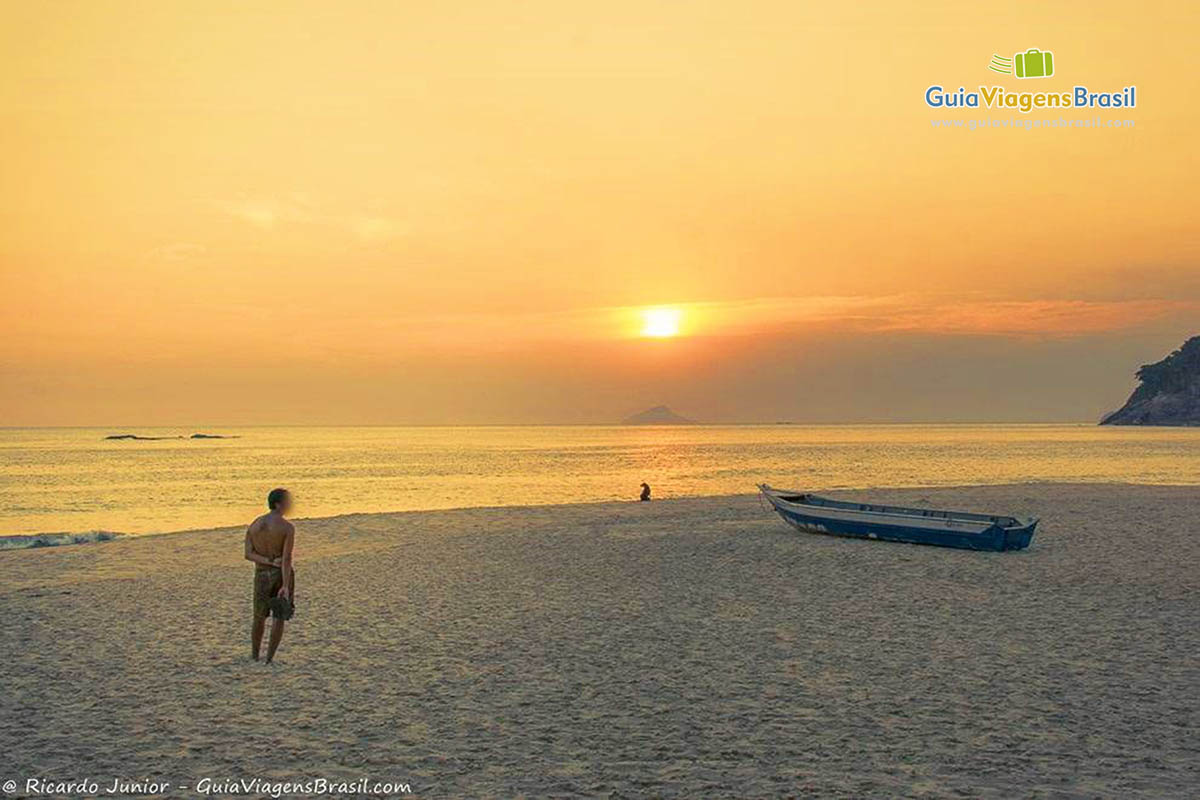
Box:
[1,1,1197,424]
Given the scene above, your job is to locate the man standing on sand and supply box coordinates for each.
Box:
[244,488,295,663]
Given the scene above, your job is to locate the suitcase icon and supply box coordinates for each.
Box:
[1014,48,1054,79]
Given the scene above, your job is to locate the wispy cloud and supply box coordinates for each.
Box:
[337,294,1196,354]
[868,297,1198,338]
[219,195,401,241]
[219,194,317,229]
[618,295,1197,340]
[146,242,208,262]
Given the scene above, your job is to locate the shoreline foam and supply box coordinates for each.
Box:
[0,530,126,551]
[4,479,1200,550]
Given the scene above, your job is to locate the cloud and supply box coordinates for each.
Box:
[147,242,208,262]
[607,295,1198,341]
[870,298,1199,338]
[349,216,402,242]
[332,294,1196,356]
[219,195,400,241]
[226,201,281,229]
[220,194,315,229]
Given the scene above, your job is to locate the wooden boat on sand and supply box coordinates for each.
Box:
[758,485,1037,551]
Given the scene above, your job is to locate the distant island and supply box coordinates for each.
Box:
[621,405,697,425]
[104,433,237,440]
[1101,336,1200,426]
[104,434,175,441]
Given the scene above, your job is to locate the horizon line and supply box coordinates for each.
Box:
[0,420,1112,430]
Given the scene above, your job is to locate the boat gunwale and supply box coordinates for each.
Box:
[758,485,1038,532]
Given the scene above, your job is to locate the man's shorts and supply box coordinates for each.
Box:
[253,566,296,620]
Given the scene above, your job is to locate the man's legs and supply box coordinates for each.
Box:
[251,615,266,660]
[251,568,274,660]
[265,618,285,663]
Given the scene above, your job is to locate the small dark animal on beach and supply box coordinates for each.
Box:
[640,482,651,501]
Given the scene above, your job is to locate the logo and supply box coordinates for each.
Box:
[925,48,1135,113]
[989,48,1054,79]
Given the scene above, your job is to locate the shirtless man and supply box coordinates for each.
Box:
[244,488,295,663]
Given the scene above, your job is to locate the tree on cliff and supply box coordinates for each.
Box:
[1101,336,1200,426]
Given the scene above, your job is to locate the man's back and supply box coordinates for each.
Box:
[246,488,296,663]
[247,512,292,564]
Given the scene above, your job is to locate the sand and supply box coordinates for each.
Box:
[1,484,1196,798]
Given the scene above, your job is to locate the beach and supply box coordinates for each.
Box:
[1,483,1196,798]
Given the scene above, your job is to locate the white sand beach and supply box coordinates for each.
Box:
[1,484,1196,798]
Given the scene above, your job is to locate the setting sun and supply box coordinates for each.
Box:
[640,307,683,338]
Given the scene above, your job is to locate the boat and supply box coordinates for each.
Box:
[757,485,1037,551]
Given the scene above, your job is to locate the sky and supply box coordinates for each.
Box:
[1,0,1197,425]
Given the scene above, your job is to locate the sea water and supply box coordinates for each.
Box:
[1,424,1197,542]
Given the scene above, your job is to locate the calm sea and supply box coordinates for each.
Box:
[1,424,1198,542]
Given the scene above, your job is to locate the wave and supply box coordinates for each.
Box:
[0,531,126,551]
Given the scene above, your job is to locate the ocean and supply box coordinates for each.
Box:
[1,424,1198,544]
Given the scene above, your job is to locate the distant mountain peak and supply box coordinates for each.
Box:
[621,405,697,425]
[1101,335,1200,426]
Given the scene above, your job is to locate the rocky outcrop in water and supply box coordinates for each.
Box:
[104,433,237,440]
[1101,336,1200,426]
[104,434,177,441]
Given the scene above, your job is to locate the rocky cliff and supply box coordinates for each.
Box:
[1101,336,1200,426]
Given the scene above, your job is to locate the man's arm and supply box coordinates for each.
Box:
[244,525,279,567]
[277,523,295,599]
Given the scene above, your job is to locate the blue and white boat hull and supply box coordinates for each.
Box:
[758,485,1037,552]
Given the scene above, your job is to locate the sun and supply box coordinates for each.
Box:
[640,307,682,338]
